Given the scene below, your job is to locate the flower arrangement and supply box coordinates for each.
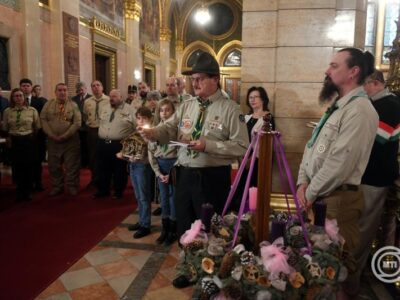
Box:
[175,211,347,300]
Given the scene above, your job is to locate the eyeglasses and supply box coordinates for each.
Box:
[248,96,261,100]
[191,76,209,83]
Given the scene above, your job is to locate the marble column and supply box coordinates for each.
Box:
[159,27,171,89]
[175,39,184,76]
[241,0,367,191]
[125,0,142,85]
[21,0,42,84]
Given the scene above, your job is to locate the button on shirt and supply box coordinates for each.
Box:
[83,94,110,128]
[2,106,41,135]
[98,102,136,141]
[297,86,379,202]
[154,89,249,168]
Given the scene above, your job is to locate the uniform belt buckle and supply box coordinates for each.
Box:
[105,139,112,144]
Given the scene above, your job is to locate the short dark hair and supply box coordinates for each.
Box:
[135,106,153,119]
[19,78,33,86]
[338,48,375,84]
[366,70,385,84]
[246,86,270,113]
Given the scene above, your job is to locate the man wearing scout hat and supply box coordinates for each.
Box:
[139,52,248,271]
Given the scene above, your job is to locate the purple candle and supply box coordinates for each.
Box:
[313,201,327,227]
[201,203,214,233]
[269,219,286,242]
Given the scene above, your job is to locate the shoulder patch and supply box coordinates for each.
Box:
[239,114,245,122]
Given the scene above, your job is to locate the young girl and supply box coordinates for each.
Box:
[117,107,153,239]
[148,99,178,245]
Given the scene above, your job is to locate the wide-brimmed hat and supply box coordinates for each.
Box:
[182,52,221,76]
[128,85,137,93]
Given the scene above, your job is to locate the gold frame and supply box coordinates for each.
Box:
[92,42,117,90]
[144,62,156,89]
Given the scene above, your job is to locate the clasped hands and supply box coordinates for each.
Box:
[297,183,312,211]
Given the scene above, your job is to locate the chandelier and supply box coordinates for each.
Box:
[194,3,211,26]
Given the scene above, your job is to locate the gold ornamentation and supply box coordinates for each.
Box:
[124,0,141,21]
[121,132,148,160]
[160,27,171,41]
[92,17,122,40]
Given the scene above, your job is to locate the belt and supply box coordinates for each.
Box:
[335,184,358,192]
[100,138,120,144]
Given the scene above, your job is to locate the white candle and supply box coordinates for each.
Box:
[249,187,258,211]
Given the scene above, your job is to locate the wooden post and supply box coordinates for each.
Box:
[255,115,274,247]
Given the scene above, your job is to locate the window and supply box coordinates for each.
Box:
[365,0,400,68]
[223,49,241,67]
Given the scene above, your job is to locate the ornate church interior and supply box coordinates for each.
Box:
[0,0,399,299]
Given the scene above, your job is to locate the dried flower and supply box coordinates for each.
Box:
[325,266,336,280]
[257,275,272,287]
[289,272,305,288]
[202,257,215,274]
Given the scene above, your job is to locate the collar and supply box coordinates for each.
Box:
[336,86,366,109]
[370,87,393,101]
[13,105,27,111]
[56,99,67,104]
[199,89,223,103]
[111,102,125,110]
[168,95,179,103]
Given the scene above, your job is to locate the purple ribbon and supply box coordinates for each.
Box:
[273,134,312,255]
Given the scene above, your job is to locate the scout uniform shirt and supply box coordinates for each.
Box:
[40,99,81,139]
[2,106,41,135]
[154,89,249,168]
[297,86,378,202]
[83,94,110,128]
[98,102,136,141]
[148,121,178,177]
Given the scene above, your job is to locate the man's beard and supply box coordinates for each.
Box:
[319,76,338,104]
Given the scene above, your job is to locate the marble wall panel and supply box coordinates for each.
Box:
[274,117,316,152]
[336,0,367,11]
[271,152,303,191]
[243,11,277,48]
[278,9,336,47]
[275,82,326,118]
[278,0,335,9]
[241,48,276,83]
[276,47,333,82]
[41,22,52,98]
[117,50,127,98]
[243,0,277,12]
[79,35,93,88]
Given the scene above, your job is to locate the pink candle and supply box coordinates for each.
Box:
[249,187,258,212]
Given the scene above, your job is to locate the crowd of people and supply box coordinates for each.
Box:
[0,49,399,297]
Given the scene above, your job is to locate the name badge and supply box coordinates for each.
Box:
[208,120,223,130]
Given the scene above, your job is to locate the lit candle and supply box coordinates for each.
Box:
[249,187,258,212]
[313,201,327,227]
[142,124,150,129]
[270,219,286,242]
[201,203,214,233]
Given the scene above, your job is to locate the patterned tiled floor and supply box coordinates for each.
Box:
[35,210,193,300]
[34,207,398,300]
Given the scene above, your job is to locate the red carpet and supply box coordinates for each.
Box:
[0,166,136,300]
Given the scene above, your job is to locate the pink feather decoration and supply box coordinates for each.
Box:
[325,218,344,244]
[260,244,292,278]
[180,220,205,246]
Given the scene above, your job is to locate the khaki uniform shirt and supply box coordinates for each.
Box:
[130,98,143,111]
[154,89,249,168]
[40,99,81,139]
[2,106,41,135]
[297,86,379,202]
[148,120,178,177]
[98,102,136,141]
[83,94,110,128]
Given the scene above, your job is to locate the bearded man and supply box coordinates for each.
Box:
[296,48,378,298]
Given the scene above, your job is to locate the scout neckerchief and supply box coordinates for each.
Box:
[16,107,23,127]
[95,97,103,120]
[307,91,366,148]
[188,97,211,158]
[109,102,123,122]
[59,101,67,121]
